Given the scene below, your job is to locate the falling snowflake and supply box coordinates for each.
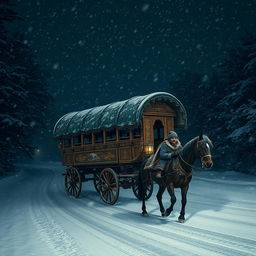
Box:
[53,63,59,70]
[142,4,150,12]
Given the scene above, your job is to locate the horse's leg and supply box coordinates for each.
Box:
[178,185,189,223]
[156,184,166,216]
[164,183,176,216]
[138,169,149,216]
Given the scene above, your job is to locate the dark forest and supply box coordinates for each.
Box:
[0,0,255,175]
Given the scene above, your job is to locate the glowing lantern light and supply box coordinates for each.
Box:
[144,142,154,155]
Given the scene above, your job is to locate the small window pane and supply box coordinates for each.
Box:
[94,131,103,143]
[63,137,71,147]
[119,129,130,140]
[106,129,116,142]
[133,127,141,138]
[84,134,92,144]
[73,135,81,146]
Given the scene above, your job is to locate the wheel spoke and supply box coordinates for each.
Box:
[70,186,74,196]
[74,186,79,197]
[68,185,72,193]
[65,168,81,198]
[99,168,119,204]
[102,188,108,195]
[102,173,108,184]
[109,190,114,202]
[110,190,115,200]
[105,191,109,201]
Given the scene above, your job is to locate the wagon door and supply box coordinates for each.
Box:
[153,120,164,151]
[142,102,176,153]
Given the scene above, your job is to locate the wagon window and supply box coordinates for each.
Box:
[94,131,103,143]
[83,133,92,144]
[73,135,81,146]
[106,129,116,142]
[63,137,71,147]
[119,129,130,140]
[133,127,141,138]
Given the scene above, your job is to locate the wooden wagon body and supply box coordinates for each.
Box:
[53,92,187,204]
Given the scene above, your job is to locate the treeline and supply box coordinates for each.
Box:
[171,35,256,174]
[0,1,51,175]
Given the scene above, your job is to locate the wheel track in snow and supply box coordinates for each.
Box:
[188,196,256,214]
[30,169,88,256]
[35,168,164,256]
[48,175,256,256]
[40,165,256,256]
[195,176,256,186]
[46,181,190,256]
[78,195,256,256]
[96,203,256,254]
[54,197,255,256]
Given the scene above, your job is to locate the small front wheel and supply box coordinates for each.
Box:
[64,167,82,198]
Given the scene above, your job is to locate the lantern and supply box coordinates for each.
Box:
[144,142,154,155]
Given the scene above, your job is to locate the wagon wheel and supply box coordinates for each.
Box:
[93,172,100,193]
[132,177,153,200]
[64,167,82,198]
[99,168,119,205]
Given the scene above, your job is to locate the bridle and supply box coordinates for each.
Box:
[178,140,212,170]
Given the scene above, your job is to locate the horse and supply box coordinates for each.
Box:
[138,133,213,223]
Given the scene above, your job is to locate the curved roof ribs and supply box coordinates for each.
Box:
[53,92,187,138]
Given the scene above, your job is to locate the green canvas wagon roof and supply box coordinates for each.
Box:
[53,92,187,138]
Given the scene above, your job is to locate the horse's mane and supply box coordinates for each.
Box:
[182,135,213,154]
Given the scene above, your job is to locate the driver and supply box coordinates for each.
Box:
[145,131,182,178]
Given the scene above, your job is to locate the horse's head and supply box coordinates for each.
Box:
[195,133,213,169]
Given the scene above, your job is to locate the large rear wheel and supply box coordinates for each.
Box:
[99,168,119,205]
[64,167,82,198]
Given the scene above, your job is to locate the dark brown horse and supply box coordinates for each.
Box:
[138,134,213,222]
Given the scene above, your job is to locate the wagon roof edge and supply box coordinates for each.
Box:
[53,92,187,138]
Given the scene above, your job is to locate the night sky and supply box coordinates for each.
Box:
[10,0,255,116]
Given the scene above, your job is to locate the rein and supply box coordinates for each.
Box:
[178,153,211,171]
[177,139,212,171]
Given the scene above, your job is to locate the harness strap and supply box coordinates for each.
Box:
[161,159,192,180]
[178,153,209,171]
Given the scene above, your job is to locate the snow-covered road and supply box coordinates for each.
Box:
[0,162,256,256]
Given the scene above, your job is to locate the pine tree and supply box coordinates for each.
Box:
[0,1,51,174]
[207,35,256,173]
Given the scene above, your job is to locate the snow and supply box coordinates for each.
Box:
[0,162,255,256]
[53,92,187,137]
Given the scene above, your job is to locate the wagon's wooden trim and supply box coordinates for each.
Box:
[56,93,186,172]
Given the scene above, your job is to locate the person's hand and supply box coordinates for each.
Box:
[168,152,178,159]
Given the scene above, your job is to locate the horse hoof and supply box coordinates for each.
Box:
[161,212,165,217]
[142,212,148,217]
[178,218,185,223]
[163,210,171,217]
